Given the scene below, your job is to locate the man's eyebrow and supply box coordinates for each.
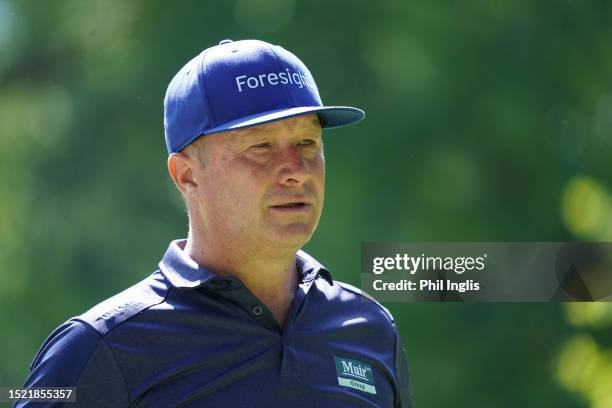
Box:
[298,120,323,134]
[235,127,264,140]
[218,127,263,150]
[220,126,260,140]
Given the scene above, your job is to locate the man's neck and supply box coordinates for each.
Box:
[184,237,300,329]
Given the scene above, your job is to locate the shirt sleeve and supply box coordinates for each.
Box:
[394,328,412,408]
[13,319,129,408]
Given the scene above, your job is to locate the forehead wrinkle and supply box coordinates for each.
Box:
[263,121,320,143]
[211,114,322,148]
[276,115,321,133]
[251,114,321,133]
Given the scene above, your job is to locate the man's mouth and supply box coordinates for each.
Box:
[269,201,312,212]
[273,202,308,208]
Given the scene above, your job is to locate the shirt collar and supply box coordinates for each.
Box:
[159,239,333,289]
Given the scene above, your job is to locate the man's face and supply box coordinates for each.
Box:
[189,114,325,253]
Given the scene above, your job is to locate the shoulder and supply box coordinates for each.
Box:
[27,319,102,379]
[19,319,130,407]
[18,272,170,404]
[333,280,396,324]
[297,250,396,326]
[19,319,115,402]
[75,270,170,336]
[311,273,397,331]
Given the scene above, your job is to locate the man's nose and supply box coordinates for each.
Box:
[276,145,309,186]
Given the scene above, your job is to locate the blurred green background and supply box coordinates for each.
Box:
[1,0,612,406]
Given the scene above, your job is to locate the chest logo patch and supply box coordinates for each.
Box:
[334,356,377,395]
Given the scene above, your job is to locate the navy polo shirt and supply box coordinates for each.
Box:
[16,240,411,407]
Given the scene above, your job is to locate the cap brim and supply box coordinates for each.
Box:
[203,106,365,136]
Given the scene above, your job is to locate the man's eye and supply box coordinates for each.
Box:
[297,139,316,146]
[251,142,271,149]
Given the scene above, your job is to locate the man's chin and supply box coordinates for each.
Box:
[265,223,316,249]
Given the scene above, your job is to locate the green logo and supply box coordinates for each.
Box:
[334,356,377,395]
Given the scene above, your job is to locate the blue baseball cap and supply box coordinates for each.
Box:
[163,39,365,153]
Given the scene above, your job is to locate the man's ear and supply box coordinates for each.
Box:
[167,152,198,196]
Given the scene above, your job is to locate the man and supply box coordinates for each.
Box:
[16,39,411,407]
